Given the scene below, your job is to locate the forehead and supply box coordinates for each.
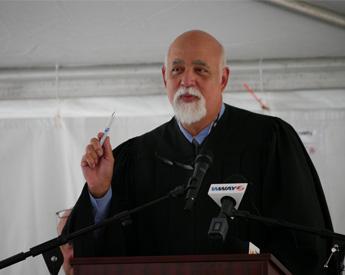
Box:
[168,48,220,67]
[167,40,222,67]
[171,58,209,68]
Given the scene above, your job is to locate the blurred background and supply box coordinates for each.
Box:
[0,1,344,274]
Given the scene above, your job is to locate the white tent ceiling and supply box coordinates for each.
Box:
[0,0,344,68]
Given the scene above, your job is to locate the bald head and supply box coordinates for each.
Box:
[162,30,230,136]
[165,30,226,70]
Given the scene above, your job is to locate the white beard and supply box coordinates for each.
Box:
[172,87,207,125]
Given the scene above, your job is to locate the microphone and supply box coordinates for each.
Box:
[208,176,248,242]
[184,153,213,211]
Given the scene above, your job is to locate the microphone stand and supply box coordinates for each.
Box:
[2,178,344,272]
[0,185,186,270]
[230,209,345,273]
[232,209,345,241]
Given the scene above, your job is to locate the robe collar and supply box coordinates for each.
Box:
[176,103,225,145]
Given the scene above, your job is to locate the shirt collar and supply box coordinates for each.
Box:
[177,103,225,144]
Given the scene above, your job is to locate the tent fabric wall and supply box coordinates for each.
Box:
[0,90,344,275]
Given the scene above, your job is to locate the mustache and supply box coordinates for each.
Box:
[174,87,202,100]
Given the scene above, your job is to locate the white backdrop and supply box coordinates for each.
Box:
[0,90,345,275]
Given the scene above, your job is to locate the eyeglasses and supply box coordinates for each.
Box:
[55,208,72,219]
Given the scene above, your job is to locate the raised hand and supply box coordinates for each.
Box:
[81,132,114,198]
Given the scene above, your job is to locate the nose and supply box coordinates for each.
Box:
[180,68,196,88]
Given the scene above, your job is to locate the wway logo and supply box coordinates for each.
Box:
[211,185,245,192]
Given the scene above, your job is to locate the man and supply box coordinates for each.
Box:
[57,208,74,275]
[67,30,335,274]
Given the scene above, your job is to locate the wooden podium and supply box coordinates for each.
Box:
[72,254,292,275]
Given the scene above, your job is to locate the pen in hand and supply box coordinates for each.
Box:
[99,112,116,146]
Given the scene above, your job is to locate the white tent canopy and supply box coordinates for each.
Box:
[0,0,345,67]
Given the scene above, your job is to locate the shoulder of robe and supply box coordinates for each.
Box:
[223,104,294,143]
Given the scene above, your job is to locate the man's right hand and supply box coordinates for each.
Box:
[81,132,114,198]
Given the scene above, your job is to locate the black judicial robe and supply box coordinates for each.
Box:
[67,104,335,275]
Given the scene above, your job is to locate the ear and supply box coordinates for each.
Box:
[162,65,167,88]
[220,66,230,93]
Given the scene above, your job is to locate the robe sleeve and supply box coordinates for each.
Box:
[64,140,136,257]
[261,117,333,275]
